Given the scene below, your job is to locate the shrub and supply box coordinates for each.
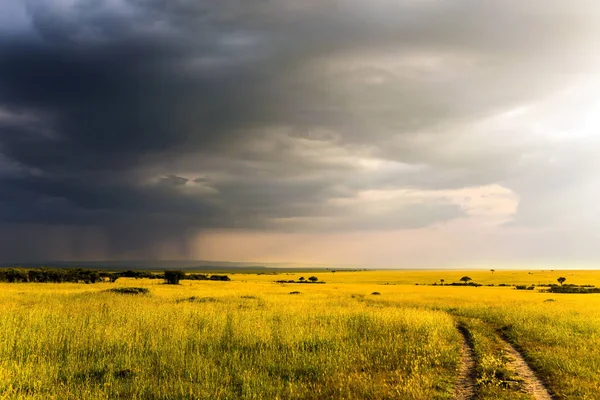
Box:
[449,282,482,287]
[209,275,231,281]
[177,296,219,303]
[164,270,185,285]
[114,369,134,379]
[0,269,29,283]
[186,273,209,280]
[543,286,600,294]
[107,287,149,295]
[118,270,155,279]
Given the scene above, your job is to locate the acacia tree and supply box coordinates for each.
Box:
[308,276,318,283]
[298,277,305,282]
[557,277,566,286]
[490,269,495,274]
[440,279,445,285]
[460,276,472,284]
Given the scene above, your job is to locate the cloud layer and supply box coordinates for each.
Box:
[1,0,600,263]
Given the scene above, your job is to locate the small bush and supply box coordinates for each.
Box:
[209,275,231,281]
[371,292,381,295]
[114,369,135,379]
[449,282,482,287]
[185,273,209,280]
[74,367,108,383]
[177,296,220,303]
[289,291,301,295]
[107,287,149,295]
[117,270,157,279]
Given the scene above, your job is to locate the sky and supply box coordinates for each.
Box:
[1,0,600,268]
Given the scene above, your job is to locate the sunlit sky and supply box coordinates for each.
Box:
[1,1,600,267]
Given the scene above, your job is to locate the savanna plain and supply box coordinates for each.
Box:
[1,269,600,400]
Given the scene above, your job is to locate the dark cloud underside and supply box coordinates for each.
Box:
[0,0,599,261]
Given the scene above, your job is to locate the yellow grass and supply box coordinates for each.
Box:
[1,270,600,399]
[238,269,600,286]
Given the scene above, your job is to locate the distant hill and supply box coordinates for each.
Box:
[0,260,352,273]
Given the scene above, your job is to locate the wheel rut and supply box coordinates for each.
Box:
[452,321,554,400]
[496,333,553,400]
[453,324,476,400]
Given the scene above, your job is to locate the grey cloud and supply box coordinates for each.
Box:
[158,175,190,187]
[0,0,599,260]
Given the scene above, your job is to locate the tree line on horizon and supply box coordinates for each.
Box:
[0,268,230,284]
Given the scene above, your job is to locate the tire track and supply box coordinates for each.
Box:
[497,333,554,400]
[453,322,554,400]
[453,324,476,400]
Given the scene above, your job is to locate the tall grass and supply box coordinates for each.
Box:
[2,271,600,399]
[0,280,458,399]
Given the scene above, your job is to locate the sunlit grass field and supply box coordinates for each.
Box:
[1,270,600,399]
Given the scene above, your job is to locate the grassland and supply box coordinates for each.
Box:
[1,270,600,399]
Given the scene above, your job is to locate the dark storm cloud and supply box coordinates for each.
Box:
[0,0,599,260]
